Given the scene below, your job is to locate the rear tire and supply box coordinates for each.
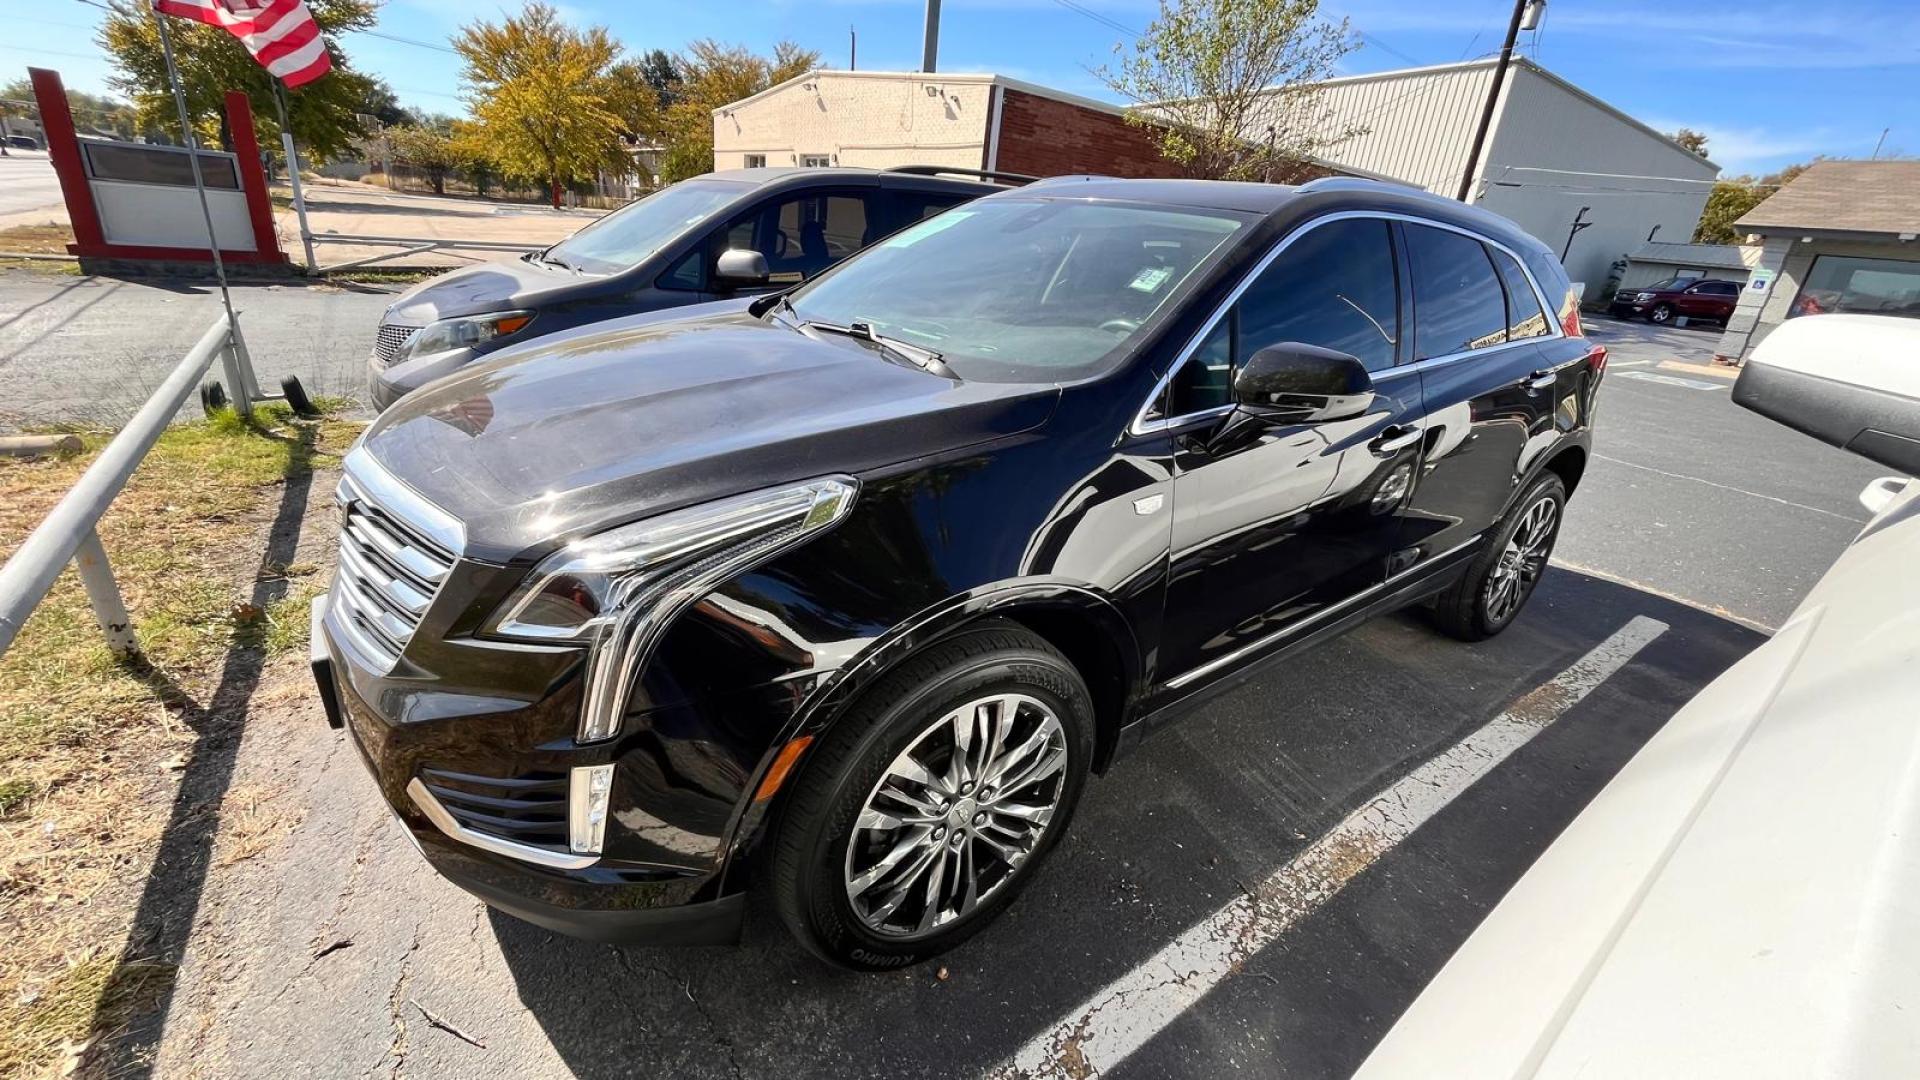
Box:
[770,621,1094,971]
[1430,473,1566,641]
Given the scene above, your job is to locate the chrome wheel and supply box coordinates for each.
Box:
[1484,495,1558,624]
[843,693,1068,937]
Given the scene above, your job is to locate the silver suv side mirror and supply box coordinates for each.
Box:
[714,248,770,290]
[1733,314,1920,475]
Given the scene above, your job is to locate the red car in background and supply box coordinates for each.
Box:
[1608,277,1742,325]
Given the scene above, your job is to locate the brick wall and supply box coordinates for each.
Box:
[993,89,1181,178]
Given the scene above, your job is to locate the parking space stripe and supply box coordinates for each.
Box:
[993,615,1670,1080]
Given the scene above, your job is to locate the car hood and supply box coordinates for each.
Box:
[358,312,1061,562]
[383,256,592,325]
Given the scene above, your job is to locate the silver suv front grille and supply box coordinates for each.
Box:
[330,476,456,671]
[372,322,418,367]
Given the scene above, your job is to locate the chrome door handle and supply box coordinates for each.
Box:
[1369,425,1422,456]
[1527,369,1558,390]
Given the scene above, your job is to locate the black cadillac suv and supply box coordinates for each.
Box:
[312,175,1603,970]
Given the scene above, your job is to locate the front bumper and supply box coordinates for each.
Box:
[310,595,749,946]
[1608,301,1651,318]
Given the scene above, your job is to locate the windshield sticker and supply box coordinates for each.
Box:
[882,211,976,249]
[1129,266,1174,293]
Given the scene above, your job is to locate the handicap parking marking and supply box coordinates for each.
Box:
[992,616,1671,1080]
[1613,370,1726,391]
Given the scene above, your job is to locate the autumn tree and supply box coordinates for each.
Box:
[1670,128,1710,157]
[97,0,382,160]
[387,123,461,194]
[455,2,629,208]
[655,39,818,182]
[1097,0,1361,181]
[1690,180,1768,244]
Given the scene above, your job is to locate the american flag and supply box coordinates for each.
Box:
[152,0,334,88]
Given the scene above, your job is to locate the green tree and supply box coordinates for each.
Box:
[656,38,819,183]
[97,0,383,160]
[455,2,629,208]
[1691,180,1769,244]
[1096,0,1362,180]
[1,78,147,139]
[1669,127,1710,157]
[386,124,461,193]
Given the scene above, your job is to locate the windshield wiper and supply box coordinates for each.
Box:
[812,320,959,379]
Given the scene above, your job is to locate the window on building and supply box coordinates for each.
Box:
[1790,254,1920,319]
[743,154,767,168]
[1490,247,1552,341]
[1404,223,1510,359]
[800,154,832,167]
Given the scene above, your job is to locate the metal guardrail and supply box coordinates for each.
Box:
[0,313,253,660]
[309,232,542,274]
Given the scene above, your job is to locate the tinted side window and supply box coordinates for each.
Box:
[893,192,972,225]
[658,247,705,291]
[1490,248,1551,341]
[1166,316,1234,416]
[1405,223,1510,359]
[769,194,870,282]
[1700,282,1738,296]
[1238,218,1400,372]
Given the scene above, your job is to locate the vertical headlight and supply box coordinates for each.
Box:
[487,477,857,742]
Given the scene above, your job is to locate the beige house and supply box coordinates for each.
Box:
[1713,161,1920,363]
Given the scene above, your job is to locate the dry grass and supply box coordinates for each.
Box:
[0,402,360,1079]
[0,223,74,256]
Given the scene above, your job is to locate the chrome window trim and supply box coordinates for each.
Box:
[406,776,600,870]
[1163,533,1483,690]
[341,445,466,556]
[1130,209,1564,437]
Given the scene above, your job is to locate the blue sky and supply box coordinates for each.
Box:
[6,0,1918,176]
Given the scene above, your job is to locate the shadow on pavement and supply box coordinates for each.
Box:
[488,569,1766,1079]
[77,421,323,1080]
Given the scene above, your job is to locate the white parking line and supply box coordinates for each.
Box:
[993,615,1670,1080]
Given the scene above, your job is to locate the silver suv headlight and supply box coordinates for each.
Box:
[487,477,858,742]
[393,311,535,365]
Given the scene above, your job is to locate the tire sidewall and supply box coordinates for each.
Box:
[790,644,1094,971]
[1650,303,1673,323]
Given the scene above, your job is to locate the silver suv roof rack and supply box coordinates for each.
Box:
[880,165,1040,186]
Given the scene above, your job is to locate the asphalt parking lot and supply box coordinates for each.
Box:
[118,312,1889,1076]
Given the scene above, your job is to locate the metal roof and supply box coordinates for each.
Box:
[1624,241,1756,271]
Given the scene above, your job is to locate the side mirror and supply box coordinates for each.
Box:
[1233,343,1376,424]
[1733,314,1920,475]
[714,248,770,290]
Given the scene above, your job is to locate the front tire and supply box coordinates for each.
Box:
[1648,303,1674,324]
[770,622,1094,970]
[1431,474,1566,641]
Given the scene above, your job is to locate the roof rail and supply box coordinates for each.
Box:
[1297,176,1384,194]
[881,164,1040,186]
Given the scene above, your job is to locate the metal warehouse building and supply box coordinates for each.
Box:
[713,57,1719,292]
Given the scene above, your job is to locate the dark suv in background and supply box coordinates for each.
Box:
[1607,276,1742,325]
[314,175,1603,970]
[366,166,1012,409]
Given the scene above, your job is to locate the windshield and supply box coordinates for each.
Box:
[541,179,748,274]
[1644,277,1694,291]
[786,199,1249,382]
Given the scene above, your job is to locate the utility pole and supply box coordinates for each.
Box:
[1455,0,1545,202]
[922,0,941,73]
[1872,127,1889,159]
[850,26,857,71]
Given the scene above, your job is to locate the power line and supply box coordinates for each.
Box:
[1047,0,1141,38]
[1355,31,1420,67]
[352,29,460,56]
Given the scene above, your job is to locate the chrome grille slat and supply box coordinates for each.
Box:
[330,484,456,672]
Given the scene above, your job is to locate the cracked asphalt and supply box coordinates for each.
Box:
[105,312,1890,1077]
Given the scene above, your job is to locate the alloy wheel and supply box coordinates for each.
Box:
[843,693,1068,937]
[1484,495,1558,624]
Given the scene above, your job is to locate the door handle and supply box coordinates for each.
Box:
[1527,369,1558,390]
[1369,424,1422,456]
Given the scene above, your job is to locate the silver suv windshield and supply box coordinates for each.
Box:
[786,198,1249,383]
[540,179,748,275]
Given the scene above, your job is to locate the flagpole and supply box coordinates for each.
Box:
[271,79,318,272]
[153,4,259,417]
[151,11,238,324]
